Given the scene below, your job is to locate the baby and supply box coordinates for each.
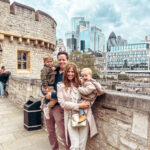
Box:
[78,68,105,123]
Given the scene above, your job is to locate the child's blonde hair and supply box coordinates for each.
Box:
[43,54,53,63]
[81,68,92,76]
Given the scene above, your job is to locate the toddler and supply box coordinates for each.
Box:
[41,54,59,119]
[78,68,105,123]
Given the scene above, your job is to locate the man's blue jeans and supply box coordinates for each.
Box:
[0,82,4,96]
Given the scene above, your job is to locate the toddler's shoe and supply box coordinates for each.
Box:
[43,107,50,119]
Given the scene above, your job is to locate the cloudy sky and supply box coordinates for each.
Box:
[10,0,150,44]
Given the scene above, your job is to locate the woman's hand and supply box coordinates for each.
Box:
[79,101,90,109]
[46,92,51,100]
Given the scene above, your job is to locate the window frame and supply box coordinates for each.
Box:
[16,50,31,73]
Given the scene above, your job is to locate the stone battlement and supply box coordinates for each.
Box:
[7,76,150,149]
[0,0,57,48]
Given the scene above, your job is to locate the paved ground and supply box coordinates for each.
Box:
[0,97,64,150]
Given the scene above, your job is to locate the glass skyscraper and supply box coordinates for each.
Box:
[71,17,85,34]
[90,26,105,53]
[79,26,90,52]
[71,17,88,50]
[107,32,127,52]
[66,17,105,53]
[65,31,77,54]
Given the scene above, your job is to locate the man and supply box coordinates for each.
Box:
[44,51,70,150]
[0,66,5,74]
[0,71,11,97]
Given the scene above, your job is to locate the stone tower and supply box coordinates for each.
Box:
[0,0,57,79]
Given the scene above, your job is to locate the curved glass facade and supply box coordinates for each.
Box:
[107,32,127,52]
[107,43,150,71]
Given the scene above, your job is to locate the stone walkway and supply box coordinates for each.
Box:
[0,97,64,150]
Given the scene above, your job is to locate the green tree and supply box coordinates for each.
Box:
[69,50,100,79]
[118,74,129,80]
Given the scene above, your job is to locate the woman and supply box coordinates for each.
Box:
[57,63,98,150]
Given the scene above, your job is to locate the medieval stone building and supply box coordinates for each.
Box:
[0,0,56,79]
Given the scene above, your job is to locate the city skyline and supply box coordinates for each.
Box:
[10,0,150,43]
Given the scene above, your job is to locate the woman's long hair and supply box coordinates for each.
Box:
[63,63,81,89]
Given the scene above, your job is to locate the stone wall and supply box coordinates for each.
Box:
[8,76,42,107]
[87,91,150,150]
[0,0,56,78]
[8,76,150,150]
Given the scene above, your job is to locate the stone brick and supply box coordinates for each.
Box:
[103,123,119,148]
[117,106,133,117]
[112,113,132,124]
[132,112,148,139]
[120,137,137,149]
[117,121,131,130]
[119,144,132,150]
[138,145,148,150]
[127,133,148,147]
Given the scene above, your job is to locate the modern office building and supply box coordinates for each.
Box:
[141,35,150,44]
[79,25,90,52]
[71,17,90,50]
[71,17,85,33]
[66,17,105,53]
[65,32,77,54]
[90,26,105,53]
[107,43,150,72]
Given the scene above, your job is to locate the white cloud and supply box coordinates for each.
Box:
[9,0,150,43]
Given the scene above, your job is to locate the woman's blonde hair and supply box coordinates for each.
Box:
[81,68,92,76]
[63,63,81,89]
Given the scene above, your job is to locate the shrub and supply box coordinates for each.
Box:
[118,74,129,80]
[93,73,100,79]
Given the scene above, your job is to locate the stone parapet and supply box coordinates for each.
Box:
[7,77,150,149]
[87,91,150,150]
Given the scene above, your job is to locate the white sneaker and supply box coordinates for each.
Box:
[43,107,50,119]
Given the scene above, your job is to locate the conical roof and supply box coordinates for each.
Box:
[109,32,116,39]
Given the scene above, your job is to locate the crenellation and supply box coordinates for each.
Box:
[0,0,10,3]
[11,2,35,13]
[36,10,57,25]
